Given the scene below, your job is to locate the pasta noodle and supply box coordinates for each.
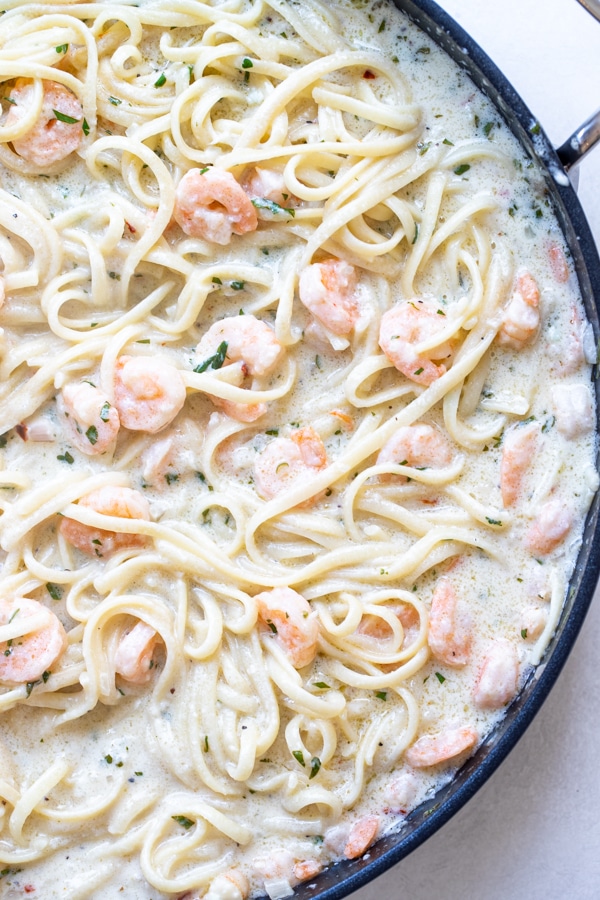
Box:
[0,0,596,897]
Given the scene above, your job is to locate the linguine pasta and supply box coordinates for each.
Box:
[0,0,596,897]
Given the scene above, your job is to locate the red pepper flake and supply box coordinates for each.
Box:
[125,221,136,234]
[15,423,28,441]
[24,886,36,894]
[363,69,376,79]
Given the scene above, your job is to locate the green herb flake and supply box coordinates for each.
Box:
[265,429,279,436]
[46,583,63,601]
[309,756,321,779]
[416,46,430,54]
[172,815,194,830]
[530,121,541,135]
[241,57,254,69]
[56,43,68,53]
[313,681,330,690]
[194,340,228,373]
[413,367,424,376]
[57,451,74,464]
[483,121,494,137]
[108,271,120,280]
[154,72,166,87]
[82,117,90,136]
[454,164,471,176]
[86,425,98,445]
[292,749,305,766]
[230,280,245,291]
[375,690,387,700]
[435,672,446,684]
[212,276,222,285]
[485,517,502,526]
[53,109,79,125]
[109,96,121,106]
[204,735,209,752]
[165,472,179,485]
[251,197,295,217]
[412,222,419,244]
[521,628,528,639]
[99,401,111,422]
[378,19,386,32]
[443,137,454,145]
[135,771,143,776]
[266,619,278,634]
[542,416,555,433]
[105,754,113,764]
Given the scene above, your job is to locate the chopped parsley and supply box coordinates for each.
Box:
[435,672,446,684]
[53,109,79,125]
[57,451,74,464]
[172,815,194,830]
[251,197,295,217]
[46,583,63,601]
[454,164,471,176]
[309,756,321,779]
[292,749,305,766]
[375,690,387,700]
[99,402,111,422]
[86,425,98,445]
[154,72,166,87]
[194,340,228,373]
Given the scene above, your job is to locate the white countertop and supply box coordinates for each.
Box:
[355,2,600,898]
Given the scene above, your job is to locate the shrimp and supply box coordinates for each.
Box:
[0,598,67,684]
[254,427,327,501]
[384,772,418,813]
[59,381,120,455]
[244,167,293,208]
[473,639,519,709]
[114,621,161,684]
[548,243,570,283]
[551,384,594,438]
[525,498,572,556]
[195,315,284,421]
[500,421,539,507]
[195,315,284,379]
[298,258,359,337]
[428,578,472,667]
[520,606,547,641]
[404,725,478,768]
[377,423,454,482]
[497,273,540,349]
[6,79,84,167]
[379,300,453,386]
[173,167,258,244]
[344,815,379,860]
[293,859,322,882]
[59,485,151,557]
[204,871,248,900]
[255,587,319,668]
[113,356,186,434]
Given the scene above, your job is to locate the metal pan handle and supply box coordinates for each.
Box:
[555,0,600,169]
[556,108,600,170]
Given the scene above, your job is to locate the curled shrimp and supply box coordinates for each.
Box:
[58,381,120,455]
[244,166,294,209]
[473,639,519,709]
[59,485,151,557]
[500,421,539,507]
[428,578,472,667]
[377,423,454,482]
[205,870,249,900]
[0,597,67,684]
[255,587,319,668]
[298,258,359,337]
[114,620,161,685]
[344,815,379,860]
[195,315,284,421]
[254,427,327,501]
[525,497,572,556]
[497,273,540,349]
[6,79,84,167]
[379,300,453,386]
[113,356,186,434]
[551,384,595,438]
[404,725,478,768]
[173,167,258,244]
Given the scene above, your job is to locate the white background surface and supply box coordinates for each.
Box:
[354,2,600,899]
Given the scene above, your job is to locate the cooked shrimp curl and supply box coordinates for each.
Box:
[254,427,327,501]
[59,486,151,557]
[173,167,258,244]
[255,587,319,668]
[428,578,472,667]
[195,315,285,422]
[379,300,453,386]
[500,421,539,508]
[113,356,186,434]
[405,725,478,768]
[0,598,67,684]
[377,423,454,481]
[6,78,84,167]
[298,258,359,336]
[59,382,120,455]
[114,621,161,685]
[497,273,540,349]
